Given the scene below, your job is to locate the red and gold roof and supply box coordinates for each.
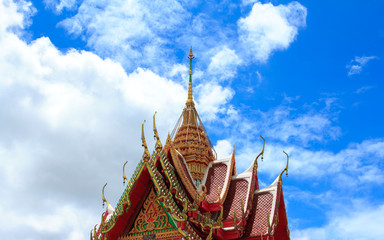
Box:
[91,49,291,240]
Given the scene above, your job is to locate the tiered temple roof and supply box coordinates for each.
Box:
[91,49,291,240]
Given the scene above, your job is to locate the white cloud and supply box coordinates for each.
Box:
[0,0,35,34]
[238,1,307,62]
[59,0,189,70]
[0,2,191,239]
[214,139,233,159]
[0,203,96,240]
[292,202,384,240]
[266,112,341,144]
[242,102,341,146]
[195,82,235,121]
[168,63,188,78]
[207,46,242,80]
[355,85,373,94]
[347,56,378,76]
[44,0,78,13]
[235,138,384,186]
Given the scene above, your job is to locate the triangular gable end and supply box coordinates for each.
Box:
[118,186,181,240]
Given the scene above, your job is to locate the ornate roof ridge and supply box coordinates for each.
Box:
[169,141,198,197]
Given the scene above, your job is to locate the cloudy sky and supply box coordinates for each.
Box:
[1,0,384,239]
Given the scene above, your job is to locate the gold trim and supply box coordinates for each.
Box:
[102,183,109,207]
[279,151,289,183]
[123,161,129,186]
[153,112,163,153]
[128,188,174,235]
[119,229,181,240]
[141,121,150,162]
[254,135,265,170]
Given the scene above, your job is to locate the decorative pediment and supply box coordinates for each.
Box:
[119,187,180,240]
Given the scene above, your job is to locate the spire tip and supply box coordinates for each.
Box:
[188,47,195,59]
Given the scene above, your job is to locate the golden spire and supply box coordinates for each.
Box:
[186,47,195,106]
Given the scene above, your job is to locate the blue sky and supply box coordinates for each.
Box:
[1,0,384,239]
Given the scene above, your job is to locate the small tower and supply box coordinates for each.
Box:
[171,48,216,184]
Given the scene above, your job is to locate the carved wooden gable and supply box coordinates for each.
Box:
[118,187,181,240]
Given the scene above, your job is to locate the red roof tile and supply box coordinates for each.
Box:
[205,163,227,203]
[243,192,274,237]
[223,179,249,221]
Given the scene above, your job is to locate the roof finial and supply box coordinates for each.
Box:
[123,161,129,185]
[186,47,195,106]
[102,183,109,207]
[253,135,265,170]
[153,112,162,152]
[141,120,150,162]
[279,151,289,183]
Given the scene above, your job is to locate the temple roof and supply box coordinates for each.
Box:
[91,50,290,240]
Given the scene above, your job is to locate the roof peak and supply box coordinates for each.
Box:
[186,47,195,106]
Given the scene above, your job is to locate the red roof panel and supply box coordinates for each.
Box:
[205,163,228,203]
[223,179,249,221]
[243,191,274,237]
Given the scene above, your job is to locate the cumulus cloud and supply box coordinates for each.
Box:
[347,56,378,76]
[292,202,384,240]
[0,1,197,239]
[59,0,189,70]
[245,101,341,146]
[195,82,235,121]
[238,1,307,62]
[0,0,35,33]
[0,2,241,238]
[214,139,233,159]
[207,46,242,80]
[233,132,384,188]
[44,0,78,13]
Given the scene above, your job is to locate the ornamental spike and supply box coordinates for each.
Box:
[141,120,150,162]
[254,135,265,170]
[102,183,109,207]
[123,161,129,186]
[279,151,289,183]
[93,224,97,240]
[153,112,162,152]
